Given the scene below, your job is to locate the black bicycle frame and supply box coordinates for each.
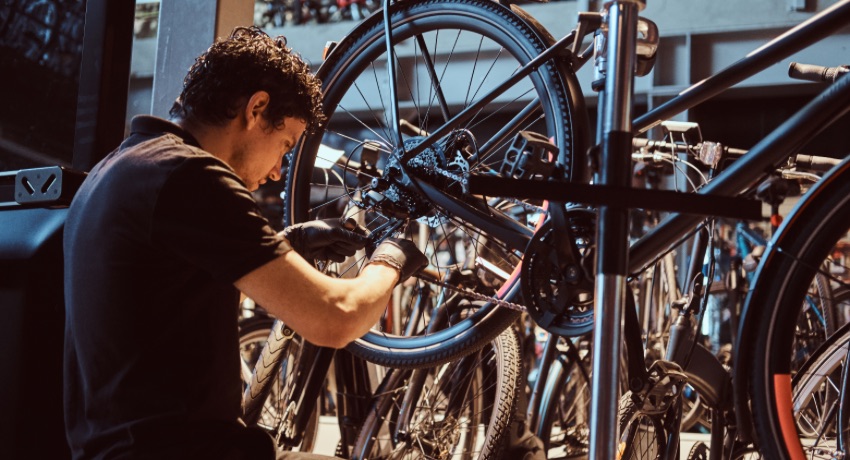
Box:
[629,0,850,274]
[338,0,850,455]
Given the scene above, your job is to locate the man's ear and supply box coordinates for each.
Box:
[244,91,271,130]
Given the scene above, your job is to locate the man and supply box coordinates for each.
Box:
[63,26,426,459]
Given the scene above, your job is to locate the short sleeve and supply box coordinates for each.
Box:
[151,156,291,283]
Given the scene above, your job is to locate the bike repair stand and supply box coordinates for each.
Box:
[589,1,643,458]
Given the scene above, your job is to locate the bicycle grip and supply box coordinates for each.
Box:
[788,62,850,83]
[794,154,840,173]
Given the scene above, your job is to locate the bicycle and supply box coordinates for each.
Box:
[276,0,850,457]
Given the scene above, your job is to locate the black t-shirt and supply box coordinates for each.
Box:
[63,116,291,459]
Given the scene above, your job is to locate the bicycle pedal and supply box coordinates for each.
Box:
[499,131,559,180]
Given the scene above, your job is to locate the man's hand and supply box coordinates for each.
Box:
[283,218,368,262]
[369,238,429,283]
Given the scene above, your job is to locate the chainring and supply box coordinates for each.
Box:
[521,207,596,336]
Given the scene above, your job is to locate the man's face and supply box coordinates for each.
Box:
[233,116,307,191]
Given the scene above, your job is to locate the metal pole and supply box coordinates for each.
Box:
[589,1,642,458]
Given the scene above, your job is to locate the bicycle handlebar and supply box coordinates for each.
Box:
[632,138,840,173]
[788,62,850,83]
[792,154,841,172]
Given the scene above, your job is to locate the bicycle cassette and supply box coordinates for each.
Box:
[521,208,595,336]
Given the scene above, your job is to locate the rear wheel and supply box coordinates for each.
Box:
[285,0,587,368]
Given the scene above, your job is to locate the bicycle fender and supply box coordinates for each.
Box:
[508,4,558,47]
[315,6,387,73]
[682,343,732,411]
[734,155,850,446]
[509,3,591,182]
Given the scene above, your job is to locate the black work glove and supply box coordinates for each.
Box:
[369,238,429,283]
[283,218,368,262]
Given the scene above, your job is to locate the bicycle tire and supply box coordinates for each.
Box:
[617,392,670,460]
[239,315,277,396]
[351,324,522,460]
[534,341,591,458]
[745,158,850,459]
[285,0,586,368]
[239,317,320,453]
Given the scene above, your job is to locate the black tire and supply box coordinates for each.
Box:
[745,159,850,459]
[239,315,277,399]
[534,339,591,458]
[239,317,320,453]
[686,442,708,460]
[285,0,586,368]
[351,325,521,460]
[617,392,669,460]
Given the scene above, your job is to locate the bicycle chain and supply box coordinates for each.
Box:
[502,197,548,215]
[413,272,528,312]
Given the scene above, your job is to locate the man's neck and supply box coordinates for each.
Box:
[172,117,237,164]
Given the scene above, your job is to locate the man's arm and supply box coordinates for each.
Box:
[235,250,400,349]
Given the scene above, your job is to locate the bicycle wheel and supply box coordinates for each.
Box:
[792,268,842,372]
[351,324,522,460]
[285,0,587,368]
[239,317,320,453]
[534,338,591,458]
[745,159,850,459]
[239,315,276,393]
[786,322,850,458]
[617,392,670,460]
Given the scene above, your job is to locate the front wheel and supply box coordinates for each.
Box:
[239,317,320,453]
[617,392,671,460]
[285,0,587,368]
[745,158,850,459]
[788,322,850,458]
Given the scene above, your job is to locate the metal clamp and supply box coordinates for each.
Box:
[14,166,86,207]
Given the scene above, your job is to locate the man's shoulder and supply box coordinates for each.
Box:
[113,132,227,186]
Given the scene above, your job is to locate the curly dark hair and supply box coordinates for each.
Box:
[169,26,325,132]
